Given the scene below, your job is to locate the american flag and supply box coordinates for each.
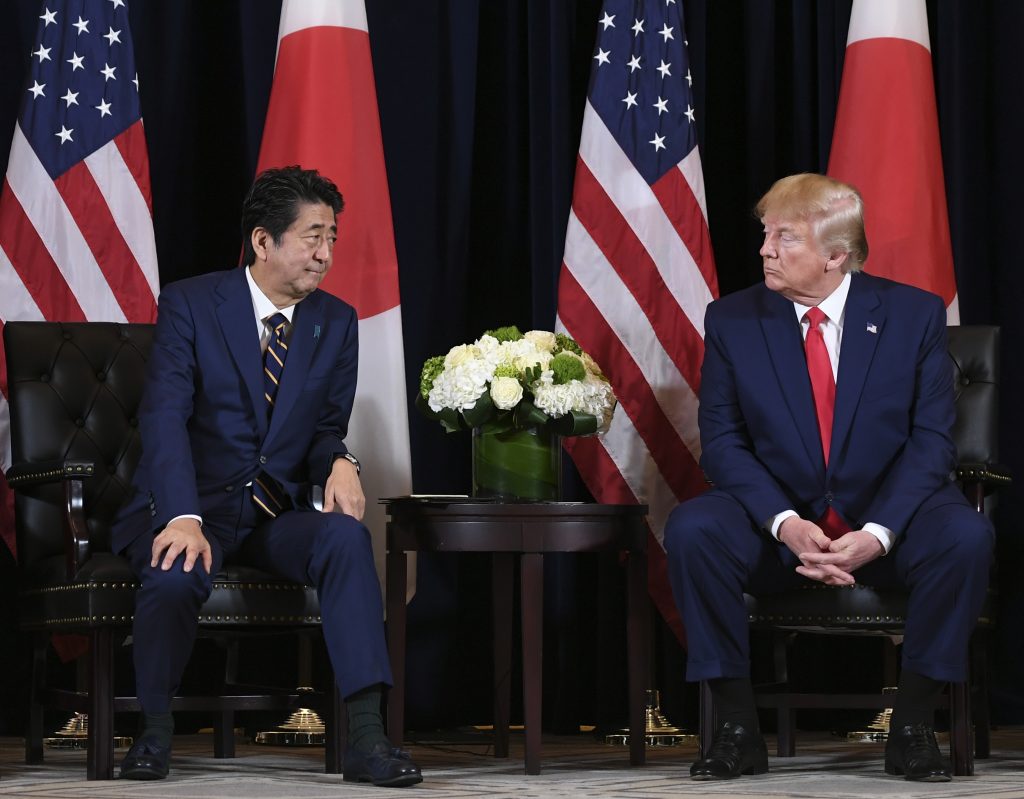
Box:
[0,0,159,556]
[557,0,717,637]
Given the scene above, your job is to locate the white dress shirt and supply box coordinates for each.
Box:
[767,272,895,554]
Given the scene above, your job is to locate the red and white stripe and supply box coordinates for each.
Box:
[828,0,959,322]
[558,102,718,638]
[258,0,412,593]
[0,118,159,556]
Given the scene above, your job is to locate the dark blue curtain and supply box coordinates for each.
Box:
[1,0,1022,731]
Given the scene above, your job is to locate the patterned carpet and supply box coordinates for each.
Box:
[2,729,1024,798]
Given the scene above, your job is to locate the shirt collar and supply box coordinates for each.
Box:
[793,271,852,327]
[245,266,296,325]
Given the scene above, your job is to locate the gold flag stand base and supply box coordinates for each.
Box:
[843,686,896,742]
[44,712,133,750]
[254,705,326,746]
[605,689,695,747]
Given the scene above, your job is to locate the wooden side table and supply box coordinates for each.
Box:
[383,498,649,774]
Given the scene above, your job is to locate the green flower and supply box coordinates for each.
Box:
[419,355,446,398]
[554,332,582,356]
[484,325,524,342]
[493,362,520,380]
[550,352,586,385]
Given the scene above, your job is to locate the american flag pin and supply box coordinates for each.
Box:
[866,323,877,334]
[314,324,321,341]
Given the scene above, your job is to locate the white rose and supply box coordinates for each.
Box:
[489,376,524,410]
[524,330,557,352]
[445,343,481,368]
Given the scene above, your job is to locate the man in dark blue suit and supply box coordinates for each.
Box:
[665,173,992,782]
[112,167,421,786]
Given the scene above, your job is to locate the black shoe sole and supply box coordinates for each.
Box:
[691,762,769,780]
[344,772,423,787]
[885,763,952,782]
[119,768,168,780]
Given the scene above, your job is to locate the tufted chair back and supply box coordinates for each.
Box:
[3,320,341,780]
[5,322,151,570]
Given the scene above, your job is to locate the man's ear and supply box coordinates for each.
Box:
[826,250,849,273]
[251,227,271,262]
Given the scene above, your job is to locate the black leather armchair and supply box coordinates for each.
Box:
[4,321,343,779]
[699,325,1008,777]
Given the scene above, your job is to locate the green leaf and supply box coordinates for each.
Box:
[462,390,496,427]
[551,411,599,436]
[512,399,550,428]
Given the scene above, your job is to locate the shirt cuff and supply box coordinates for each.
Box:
[168,513,203,527]
[768,509,798,541]
[862,522,895,555]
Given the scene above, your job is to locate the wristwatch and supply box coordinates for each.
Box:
[338,452,361,474]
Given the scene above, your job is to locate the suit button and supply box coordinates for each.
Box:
[259,455,267,464]
[225,485,234,493]
[824,492,834,503]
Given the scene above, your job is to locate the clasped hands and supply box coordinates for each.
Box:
[151,458,365,574]
[778,516,884,585]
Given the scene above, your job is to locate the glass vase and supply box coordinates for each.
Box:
[472,425,561,502]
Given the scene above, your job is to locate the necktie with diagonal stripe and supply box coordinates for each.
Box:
[252,312,290,519]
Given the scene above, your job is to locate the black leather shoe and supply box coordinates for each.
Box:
[884,722,952,782]
[691,721,769,780]
[343,741,423,787]
[119,736,171,780]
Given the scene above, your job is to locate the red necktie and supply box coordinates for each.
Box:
[803,307,849,539]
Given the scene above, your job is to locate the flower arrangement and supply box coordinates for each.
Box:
[417,326,616,437]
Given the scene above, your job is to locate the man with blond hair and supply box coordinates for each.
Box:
[665,173,992,782]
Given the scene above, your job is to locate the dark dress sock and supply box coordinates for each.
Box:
[346,684,389,753]
[709,677,759,730]
[891,669,945,729]
[140,711,174,748]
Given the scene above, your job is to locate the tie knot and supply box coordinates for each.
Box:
[267,313,288,335]
[804,307,827,329]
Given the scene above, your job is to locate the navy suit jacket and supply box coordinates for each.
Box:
[698,271,964,536]
[112,267,359,554]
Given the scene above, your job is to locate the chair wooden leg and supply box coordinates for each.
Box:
[949,680,973,776]
[492,553,514,759]
[213,710,235,758]
[972,632,990,759]
[324,681,344,774]
[25,632,46,765]
[773,633,795,757]
[87,628,115,780]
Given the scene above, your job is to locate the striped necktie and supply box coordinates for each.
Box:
[252,312,290,518]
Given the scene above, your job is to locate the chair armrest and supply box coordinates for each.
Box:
[6,460,96,487]
[6,460,96,578]
[956,463,1012,488]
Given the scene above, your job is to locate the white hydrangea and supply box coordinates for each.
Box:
[502,337,552,373]
[428,356,494,411]
[532,372,615,422]
[490,376,524,410]
[474,334,504,367]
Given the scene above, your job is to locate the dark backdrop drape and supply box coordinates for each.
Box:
[2,0,1022,732]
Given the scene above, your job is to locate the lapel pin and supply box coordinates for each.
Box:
[314,324,321,341]
[866,323,877,334]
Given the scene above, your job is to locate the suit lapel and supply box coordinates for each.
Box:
[759,288,824,472]
[215,269,267,440]
[830,274,884,473]
[266,293,322,444]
